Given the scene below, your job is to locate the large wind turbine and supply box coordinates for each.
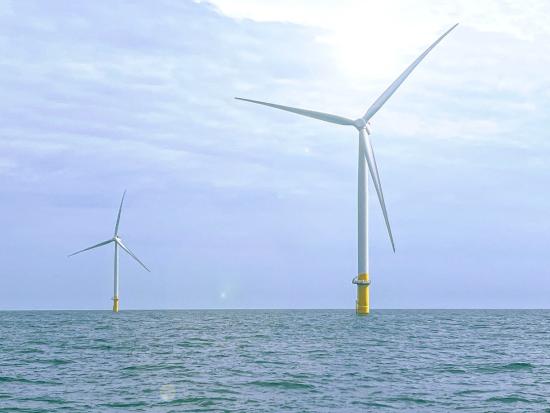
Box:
[68,191,150,312]
[236,24,458,314]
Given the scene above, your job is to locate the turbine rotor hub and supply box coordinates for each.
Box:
[353,118,367,130]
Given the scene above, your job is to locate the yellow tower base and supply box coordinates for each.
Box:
[354,273,370,315]
[112,297,119,313]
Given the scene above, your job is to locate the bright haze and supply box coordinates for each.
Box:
[0,1,549,309]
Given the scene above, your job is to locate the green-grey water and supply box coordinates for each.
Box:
[1,310,549,412]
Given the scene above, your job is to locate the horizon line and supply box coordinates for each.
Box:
[2,308,550,312]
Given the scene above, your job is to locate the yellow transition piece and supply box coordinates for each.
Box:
[113,297,119,313]
[356,273,370,315]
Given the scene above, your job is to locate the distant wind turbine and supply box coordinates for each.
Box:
[68,191,150,312]
[236,24,458,314]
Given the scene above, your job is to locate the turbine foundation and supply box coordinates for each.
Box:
[353,273,370,315]
[112,297,119,313]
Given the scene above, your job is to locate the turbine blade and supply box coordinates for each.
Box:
[114,190,126,236]
[117,240,150,272]
[235,97,355,126]
[363,23,459,122]
[68,239,113,257]
[360,130,395,252]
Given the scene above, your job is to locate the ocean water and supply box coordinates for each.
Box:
[1,310,550,412]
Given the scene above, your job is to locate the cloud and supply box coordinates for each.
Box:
[0,0,361,309]
[0,0,337,196]
[0,1,549,309]
[207,0,550,151]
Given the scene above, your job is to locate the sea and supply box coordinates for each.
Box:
[1,310,549,412]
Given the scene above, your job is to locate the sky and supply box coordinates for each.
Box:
[1,0,550,309]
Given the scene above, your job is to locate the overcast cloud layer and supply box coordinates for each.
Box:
[1,1,549,309]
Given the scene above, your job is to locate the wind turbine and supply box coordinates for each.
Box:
[236,24,458,314]
[68,191,150,312]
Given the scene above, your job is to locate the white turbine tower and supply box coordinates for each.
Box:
[68,191,150,312]
[236,24,458,314]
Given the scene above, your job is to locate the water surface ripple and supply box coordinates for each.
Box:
[1,310,550,412]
